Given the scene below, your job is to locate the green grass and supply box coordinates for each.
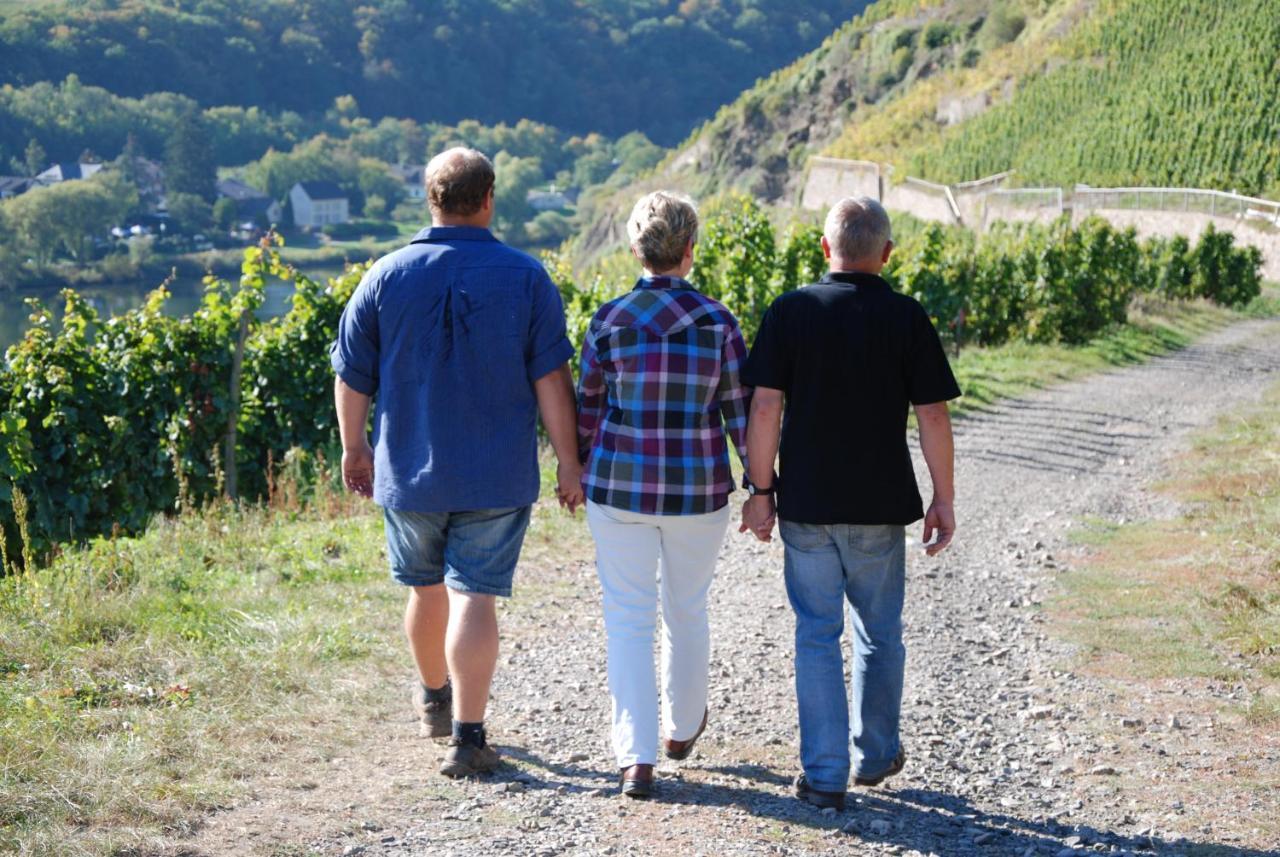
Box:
[1055,377,1280,695]
[0,467,583,855]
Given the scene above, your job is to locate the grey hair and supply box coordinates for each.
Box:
[824,196,892,262]
[627,191,699,272]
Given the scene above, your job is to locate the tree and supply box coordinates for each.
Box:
[167,192,213,234]
[16,139,46,177]
[525,210,574,245]
[166,109,217,201]
[213,197,238,231]
[3,172,135,264]
[356,158,404,213]
[492,152,544,243]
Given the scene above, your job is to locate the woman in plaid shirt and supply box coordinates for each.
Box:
[577,191,753,798]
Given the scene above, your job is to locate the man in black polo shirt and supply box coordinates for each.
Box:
[739,196,959,811]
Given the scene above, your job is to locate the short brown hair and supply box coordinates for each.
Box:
[426,147,495,216]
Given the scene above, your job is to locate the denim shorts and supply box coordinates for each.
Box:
[382,505,532,597]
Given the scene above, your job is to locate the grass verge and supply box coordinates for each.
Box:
[1053,378,1280,710]
[0,469,584,856]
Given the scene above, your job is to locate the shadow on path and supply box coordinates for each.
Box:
[495,752,1277,856]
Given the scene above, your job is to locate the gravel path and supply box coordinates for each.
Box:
[194,318,1280,857]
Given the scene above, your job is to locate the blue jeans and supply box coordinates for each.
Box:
[780,519,906,792]
[383,506,531,597]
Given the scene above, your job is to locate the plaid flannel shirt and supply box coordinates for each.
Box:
[576,276,752,515]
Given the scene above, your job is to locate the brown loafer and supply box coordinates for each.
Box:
[620,763,654,799]
[663,708,708,761]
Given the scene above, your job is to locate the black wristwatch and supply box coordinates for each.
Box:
[745,476,776,497]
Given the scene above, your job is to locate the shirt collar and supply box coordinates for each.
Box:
[635,275,695,291]
[410,225,498,244]
[819,270,891,291]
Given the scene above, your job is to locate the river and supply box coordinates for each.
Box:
[0,265,347,350]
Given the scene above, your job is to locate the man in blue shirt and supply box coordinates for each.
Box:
[331,148,582,777]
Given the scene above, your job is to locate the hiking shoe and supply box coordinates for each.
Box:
[795,774,846,811]
[439,738,501,778]
[412,682,452,738]
[855,748,906,787]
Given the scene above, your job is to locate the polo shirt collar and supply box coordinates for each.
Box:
[635,275,695,291]
[819,270,891,291]
[410,225,498,244]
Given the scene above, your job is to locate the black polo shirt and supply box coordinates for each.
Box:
[741,271,961,525]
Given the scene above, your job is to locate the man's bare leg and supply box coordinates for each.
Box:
[444,589,499,723]
[406,584,450,688]
[438,589,502,776]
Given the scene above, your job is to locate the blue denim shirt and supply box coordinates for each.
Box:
[330,226,574,513]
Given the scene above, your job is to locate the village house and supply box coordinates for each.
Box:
[34,162,104,186]
[289,181,350,228]
[527,185,572,211]
[217,178,283,227]
[389,165,427,202]
[0,176,33,198]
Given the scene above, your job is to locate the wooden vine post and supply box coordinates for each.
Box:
[224,308,250,500]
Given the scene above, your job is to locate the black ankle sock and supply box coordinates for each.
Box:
[424,681,451,704]
[452,720,486,747]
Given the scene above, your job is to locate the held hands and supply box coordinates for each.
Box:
[341,442,375,498]
[556,459,585,515]
[922,498,956,556]
[739,494,777,543]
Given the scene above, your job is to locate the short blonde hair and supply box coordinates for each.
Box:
[627,191,698,272]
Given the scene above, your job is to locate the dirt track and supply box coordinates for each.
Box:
[182,317,1280,857]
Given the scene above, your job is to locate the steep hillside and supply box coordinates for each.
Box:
[578,0,1280,259]
[832,0,1280,196]
[0,0,868,145]
[573,0,1027,254]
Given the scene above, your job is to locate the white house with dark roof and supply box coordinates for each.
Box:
[35,162,103,186]
[289,181,350,228]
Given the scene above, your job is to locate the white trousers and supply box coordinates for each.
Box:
[586,500,732,768]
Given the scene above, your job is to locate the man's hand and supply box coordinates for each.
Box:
[739,494,776,542]
[922,498,955,556]
[556,460,585,515]
[342,442,375,498]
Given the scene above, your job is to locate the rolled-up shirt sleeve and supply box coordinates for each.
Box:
[525,270,575,383]
[330,271,381,396]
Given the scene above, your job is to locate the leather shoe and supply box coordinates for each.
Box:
[854,748,906,787]
[663,708,708,761]
[620,763,654,799]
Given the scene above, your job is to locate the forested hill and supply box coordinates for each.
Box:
[578,0,1280,256]
[0,0,869,145]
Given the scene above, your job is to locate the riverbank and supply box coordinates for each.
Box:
[2,237,405,294]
